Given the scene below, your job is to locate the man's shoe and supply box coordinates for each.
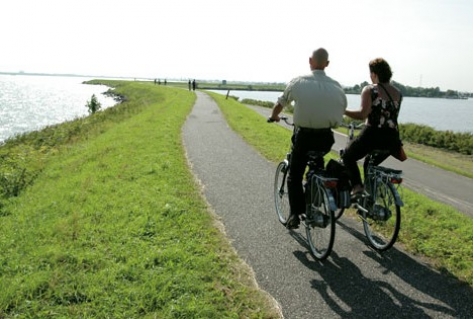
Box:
[286,214,300,229]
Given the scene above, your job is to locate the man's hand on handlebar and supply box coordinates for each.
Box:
[267,116,281,123]
[268,116,291,126]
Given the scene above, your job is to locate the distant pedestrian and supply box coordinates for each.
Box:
[188,80,191,91]
[192,79,196,91]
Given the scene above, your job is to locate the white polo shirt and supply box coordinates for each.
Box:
[277,70,347,129]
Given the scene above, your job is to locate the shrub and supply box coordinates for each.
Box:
[86,94,102,114]
[241,98,274,108]
[400,123,472,155]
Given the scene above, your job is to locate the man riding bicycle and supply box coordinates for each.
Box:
[269,48,347,229]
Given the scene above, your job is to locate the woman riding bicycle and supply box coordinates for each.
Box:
[342,58,404,198]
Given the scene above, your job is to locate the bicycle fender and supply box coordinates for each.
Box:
[324,188,339,211]
[388,183,404,207]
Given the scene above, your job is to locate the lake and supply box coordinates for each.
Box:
[0,74,117,143]
[208,89,473,133]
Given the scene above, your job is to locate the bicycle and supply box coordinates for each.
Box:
[270,116,338,261]
[334,122,404,251]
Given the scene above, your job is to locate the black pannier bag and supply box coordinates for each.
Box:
[326,159,351,191]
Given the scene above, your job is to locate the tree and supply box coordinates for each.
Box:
[86,94,101,114]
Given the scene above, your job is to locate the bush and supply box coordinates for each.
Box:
[241,99,274,108]
[400,123,472,155]
[86,94,102,114]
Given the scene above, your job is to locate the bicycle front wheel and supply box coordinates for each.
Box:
[305,178,336,261]
[362,180,401,251]
[274,161,290,225]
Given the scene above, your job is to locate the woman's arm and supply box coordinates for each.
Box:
[344,85,372,120]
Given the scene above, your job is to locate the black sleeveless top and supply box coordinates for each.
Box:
[367,84,402,130]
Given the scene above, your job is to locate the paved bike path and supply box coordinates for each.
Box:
[182,91,472,319]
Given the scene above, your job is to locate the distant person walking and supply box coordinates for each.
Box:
[192,79,197,91]
[188,80,192,91]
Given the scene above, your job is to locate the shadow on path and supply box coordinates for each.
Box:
[289,220,472,318]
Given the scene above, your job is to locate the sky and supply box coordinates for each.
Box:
[1,0,473,92]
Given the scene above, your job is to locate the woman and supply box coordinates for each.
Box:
[342,58,403,196]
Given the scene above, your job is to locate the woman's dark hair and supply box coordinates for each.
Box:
[369,58,393,82]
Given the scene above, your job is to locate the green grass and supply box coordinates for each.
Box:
[0,82,280,318]
[206,91,473,286]
[403,142,472,178]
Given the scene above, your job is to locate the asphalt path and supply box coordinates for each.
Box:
[182,92,472,319]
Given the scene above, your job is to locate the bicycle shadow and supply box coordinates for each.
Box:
[288,220,472,318]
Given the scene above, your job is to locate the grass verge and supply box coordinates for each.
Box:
[206,91,473,286]
[0,82,281,318]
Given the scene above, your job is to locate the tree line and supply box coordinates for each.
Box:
[344,81,472,99]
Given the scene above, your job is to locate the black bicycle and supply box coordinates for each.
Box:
[334,122,403,251]
[270,117,338,260]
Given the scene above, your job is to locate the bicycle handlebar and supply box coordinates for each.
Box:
[340,122,365,130]
[267,116,293,126]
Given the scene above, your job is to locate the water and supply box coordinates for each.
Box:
[208,89,473,133]
[0,74,118,142]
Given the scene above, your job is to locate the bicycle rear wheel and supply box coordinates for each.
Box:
[305,177,336,261]
[274,161,290,225]
[362,180,401,251]
[334,207,345,220]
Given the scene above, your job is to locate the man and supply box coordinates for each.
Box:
[269,48,347,229]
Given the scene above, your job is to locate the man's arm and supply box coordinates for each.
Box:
[269,102,284,122]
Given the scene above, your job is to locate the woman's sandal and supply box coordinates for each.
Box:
[350,189,364,202]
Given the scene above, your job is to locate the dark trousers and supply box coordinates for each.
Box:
[342,127,401,187]
[288,128,334,216]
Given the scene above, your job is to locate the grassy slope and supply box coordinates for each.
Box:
[0,82,280,318]
[403,142,472,178]
[206,91,473,286]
